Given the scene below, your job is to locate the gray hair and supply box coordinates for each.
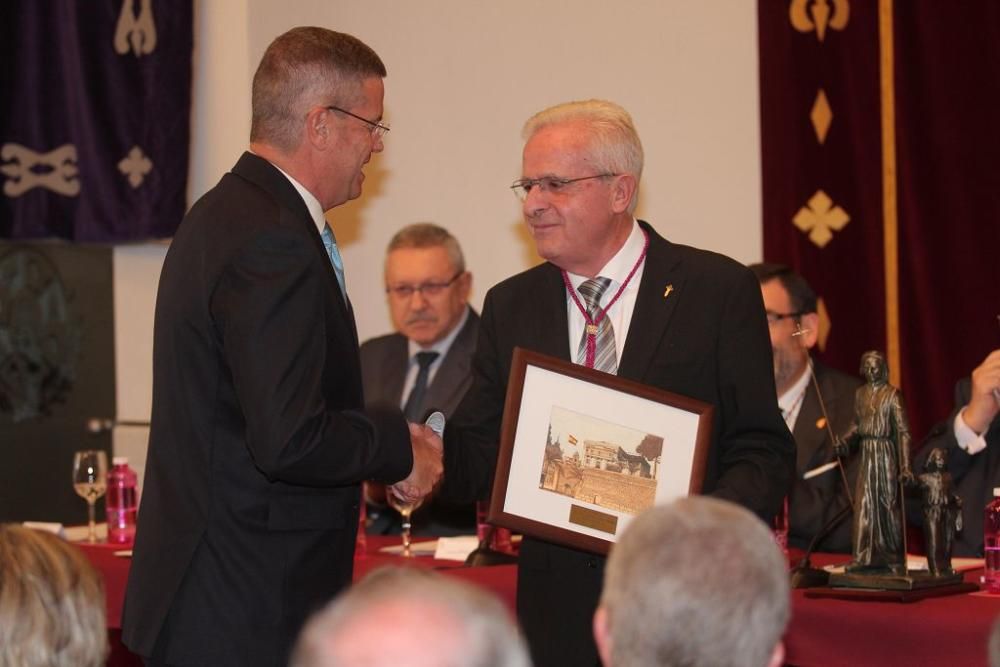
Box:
[522,99,644,213]
[600,497,790,667]
[0,524,108,667]
[290,566,531,667]
[386,223,465,274]
[251,27,386,153]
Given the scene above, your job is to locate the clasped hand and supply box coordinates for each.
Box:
[389,423,443,505]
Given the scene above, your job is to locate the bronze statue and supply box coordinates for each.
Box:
[834,350,913,575]
[916,447,963,576]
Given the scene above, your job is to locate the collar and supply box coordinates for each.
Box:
[263,158,328,235]
[565,219,644,292]
[407,306,471,360]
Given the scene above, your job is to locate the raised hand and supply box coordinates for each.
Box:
[962,349,1000,434]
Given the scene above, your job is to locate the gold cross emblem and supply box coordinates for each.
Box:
[793,190,850,248]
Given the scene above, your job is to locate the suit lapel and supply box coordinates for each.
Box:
[382,336,409,406]
[794,380,828,472]
[230,152,355,329]
[534,264,573,362]
[618,222,685,382]
[425,311,478,412]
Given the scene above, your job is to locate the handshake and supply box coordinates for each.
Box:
[390,412,445,505]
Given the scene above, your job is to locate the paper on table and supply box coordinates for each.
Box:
[824,555,984,573]
[378,540,438,556]
[434,536,480,562]
[63,523,108,542]
[22,521,65,537]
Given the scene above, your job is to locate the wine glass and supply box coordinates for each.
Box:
[72,450,108,543]
[386,491,424,557]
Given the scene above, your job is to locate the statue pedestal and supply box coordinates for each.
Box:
[828,569,964,591]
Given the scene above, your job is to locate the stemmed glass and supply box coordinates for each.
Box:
[72,450,108,543]
[386,492,424,557]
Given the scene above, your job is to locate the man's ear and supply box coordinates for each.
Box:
[797,312,820,350]
[304,106,330,148]
[609,174,637,215]
[593,606,613,666]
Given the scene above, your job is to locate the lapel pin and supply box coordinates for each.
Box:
[663,284,674,298]
[816,417,827,430]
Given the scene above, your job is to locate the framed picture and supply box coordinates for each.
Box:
[488,347,714,555]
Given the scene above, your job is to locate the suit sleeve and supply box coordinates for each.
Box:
[916,379,975,482]
[440,294,506,502]
[212,226,411,487]
[707,267,797,521]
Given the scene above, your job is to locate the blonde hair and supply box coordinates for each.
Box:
[522,99,644,213]
[0,524,108,667]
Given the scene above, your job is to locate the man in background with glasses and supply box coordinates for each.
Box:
[123,27,441,667]
[437,99,795,666]
[361,223,478,535]
[750,263,860,554]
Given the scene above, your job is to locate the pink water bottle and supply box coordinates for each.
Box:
[106,457,138,544]
[984,488,1000,593]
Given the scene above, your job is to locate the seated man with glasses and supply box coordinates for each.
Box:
[361,223,478,535]
[750,262,860,553]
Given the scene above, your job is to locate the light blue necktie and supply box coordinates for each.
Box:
[321,224,347,300]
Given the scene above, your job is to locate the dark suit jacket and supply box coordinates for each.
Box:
[359,308,479,419]
[915,378,1000,557]
[788,362,861,553]
[442,221,795,667]
[360,310,479,533]
[122,153,412,666]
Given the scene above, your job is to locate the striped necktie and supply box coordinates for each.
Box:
[320,224,347,300]
[576,277,617,374]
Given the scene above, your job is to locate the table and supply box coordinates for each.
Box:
[77,535,517,665]
[79,539,1000,667]
[785,552,1000,667]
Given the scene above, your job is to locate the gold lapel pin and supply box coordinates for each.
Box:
[815,417,827,430]
[663,284,674,298]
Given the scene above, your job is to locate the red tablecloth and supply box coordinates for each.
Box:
[785,552,1000,667]
[77,535,516,629]
[80,538,1000,667]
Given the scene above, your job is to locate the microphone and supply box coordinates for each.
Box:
[86,418,151,434]
[789,503,852,588]
[424,411,445,437]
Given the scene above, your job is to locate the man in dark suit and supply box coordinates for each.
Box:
[750,263,860,553]
[360,223,478,534]
[122,28,442,667]
[438,99,795,666]
[915,349,1000,557]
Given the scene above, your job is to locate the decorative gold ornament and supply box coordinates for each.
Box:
[790,0,850,42]
[793,190,850,248]
[811,89,833,144]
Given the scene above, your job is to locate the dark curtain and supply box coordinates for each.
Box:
[0,1,192,241]
[759,0,1000,440]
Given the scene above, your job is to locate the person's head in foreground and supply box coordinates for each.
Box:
[0,524,108,667]
[595,496,790,667]
[290,565,532,667]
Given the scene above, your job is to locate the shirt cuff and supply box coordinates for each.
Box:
[955,408,988,455]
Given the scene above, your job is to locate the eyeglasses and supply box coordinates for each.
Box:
[386,272,463,299]
[509,173,616,201]
[766,311,803,326]
[326,105,390,138]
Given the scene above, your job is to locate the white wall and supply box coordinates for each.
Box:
[113,1,763,478]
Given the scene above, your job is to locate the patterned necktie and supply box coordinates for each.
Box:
[403,351,440,422]
[576,277,617,374]
[321,224,346,299]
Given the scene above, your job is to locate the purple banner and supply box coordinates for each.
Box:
[0,1,192,242]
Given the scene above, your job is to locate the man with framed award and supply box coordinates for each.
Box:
[436,99,795,666]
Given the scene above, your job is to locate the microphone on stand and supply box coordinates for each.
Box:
[86,418,151,434]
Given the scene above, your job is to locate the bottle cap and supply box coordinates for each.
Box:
[113,456,129,466]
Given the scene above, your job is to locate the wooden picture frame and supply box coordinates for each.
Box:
[488,347,714,555]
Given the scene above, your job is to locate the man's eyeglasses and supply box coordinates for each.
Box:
[509,173,616,201]
[766,311,803,326]
[326,105,390,138]
[386,272,463,299]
